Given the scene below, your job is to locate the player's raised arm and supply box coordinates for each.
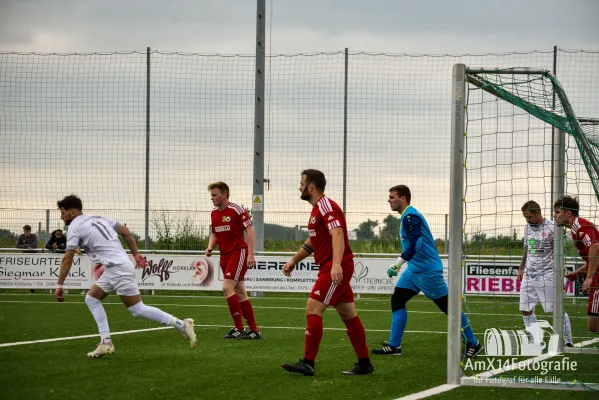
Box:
[115,223,147,267]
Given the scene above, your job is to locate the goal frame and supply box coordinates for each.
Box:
[448,63,599,391]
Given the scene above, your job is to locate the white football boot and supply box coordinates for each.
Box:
[87,342,115,358]
[183,318,197,349]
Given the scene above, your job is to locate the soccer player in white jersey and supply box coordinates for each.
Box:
[53,195,197,357]
[519,201,573,346]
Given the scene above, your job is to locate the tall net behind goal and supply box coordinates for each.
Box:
[450,65,599,391]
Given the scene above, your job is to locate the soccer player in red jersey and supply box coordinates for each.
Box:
[281,169,374,376]
[554,195,599,333]
[206,182,261,339]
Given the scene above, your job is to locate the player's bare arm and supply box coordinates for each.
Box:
[329,227,344,285]
[116,223,147,267]
[566,263,588,281]
[245,225,256,267]
[206,232,217,256]
[55,249,76,302]
[283,238,313,277]
[583,243,599,292]
[518,247,527,281]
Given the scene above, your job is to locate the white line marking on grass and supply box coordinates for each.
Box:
[4,299,584,318]
[0,323,447,348]
[0,326,173,348]
[393,384,459,400]
[0,300,438,313]
[574,336,599,347]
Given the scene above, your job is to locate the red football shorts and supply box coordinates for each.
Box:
[309,271,354,306]
[587,273,599,316]
[219,248,248,281]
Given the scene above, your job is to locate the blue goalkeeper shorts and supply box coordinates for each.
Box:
[397,268,448,300]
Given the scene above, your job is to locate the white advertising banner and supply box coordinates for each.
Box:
[0,253,581,298]
[463,261,576,297]
[0,253,396,294]
[0,253,92,289]
[134,255,396,294]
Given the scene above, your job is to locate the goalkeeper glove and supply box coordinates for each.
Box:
[387,263,400,278]
[387,257,407,278]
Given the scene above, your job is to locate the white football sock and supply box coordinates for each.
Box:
[85,295,111,343]
[522,311,537,329]
[127,301,184,332]
[564,313,573,344]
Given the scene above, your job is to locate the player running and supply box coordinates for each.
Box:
[54,195,196,357]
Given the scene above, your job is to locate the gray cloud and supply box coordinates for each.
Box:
[0,0,597,54]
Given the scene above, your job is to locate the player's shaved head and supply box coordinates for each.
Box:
[521,200,541,213]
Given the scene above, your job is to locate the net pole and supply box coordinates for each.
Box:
[343,47,348,214]
[144,47,151,250]
[553,128,566,352]
[45,209,50,242]
[550,45,557,213]
[448,63,466,385]
[252,0,266,251]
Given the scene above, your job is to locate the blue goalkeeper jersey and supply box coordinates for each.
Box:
[399,205,443,273]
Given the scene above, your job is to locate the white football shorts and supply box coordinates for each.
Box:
[519,273,555,313]
[94,260,140,297]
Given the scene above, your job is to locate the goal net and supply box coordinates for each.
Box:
[448,64,599,391]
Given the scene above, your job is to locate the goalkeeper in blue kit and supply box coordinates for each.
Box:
[372,185,482,358]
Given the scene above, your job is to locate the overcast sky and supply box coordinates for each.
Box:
[1,0,597,54]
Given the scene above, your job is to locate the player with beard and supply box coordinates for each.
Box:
[54,195,197,357]
[281,169,374,376]
[554,195,599,333]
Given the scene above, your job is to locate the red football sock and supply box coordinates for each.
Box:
[240,299,258,332]
[344,316,369,359]
[226,294,244,330]
[304,314,323,362]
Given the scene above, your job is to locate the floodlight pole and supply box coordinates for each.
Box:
[252,0,266,251]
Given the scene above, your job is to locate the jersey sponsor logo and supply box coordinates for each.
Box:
[214,225,231,232]
[222,216,231,223]
[308,229,316,237]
